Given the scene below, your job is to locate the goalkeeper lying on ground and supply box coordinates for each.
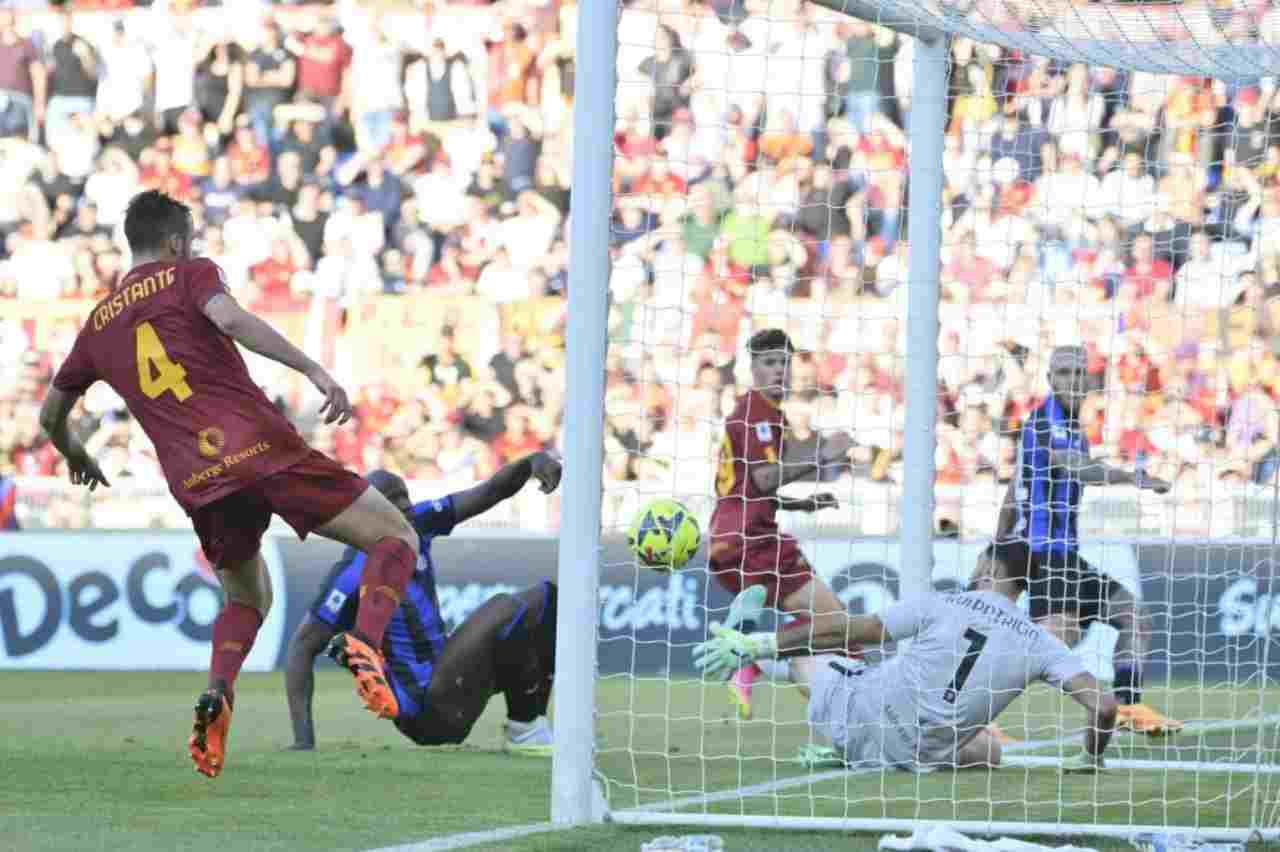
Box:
[695,540,1118,772]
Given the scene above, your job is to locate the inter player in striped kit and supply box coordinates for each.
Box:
[708,329,855,719]
[997,345,1180,734]
[696,541,1119,773]
[39,191,422,777]
[285,455,561,753]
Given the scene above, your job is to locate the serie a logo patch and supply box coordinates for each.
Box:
[755,423,772,442]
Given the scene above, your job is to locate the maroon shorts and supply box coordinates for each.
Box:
[707,533,814,609]
[191,450,369,566]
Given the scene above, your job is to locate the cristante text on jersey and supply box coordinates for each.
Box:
[92,266,177,331]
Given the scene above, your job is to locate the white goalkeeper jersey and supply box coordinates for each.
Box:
[810,590,1084,769]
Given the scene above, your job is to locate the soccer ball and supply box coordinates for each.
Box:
[628,498,701,572]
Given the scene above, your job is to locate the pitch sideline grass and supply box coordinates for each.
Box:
[1,672,1276,852]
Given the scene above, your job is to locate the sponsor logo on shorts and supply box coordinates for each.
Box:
[325,590,347,614]
[197,427,226,458]
[183,441,273,489]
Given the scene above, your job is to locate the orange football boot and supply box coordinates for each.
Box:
[189,688,232,778]
[326,632,400,720]
[1116,703,1184,736]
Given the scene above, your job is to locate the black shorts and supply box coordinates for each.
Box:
[1027,549,1121,627]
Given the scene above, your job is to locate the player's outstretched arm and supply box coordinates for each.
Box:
[778,611,887,657]
[778,493,839,513]
[1050,447,1170,494]
[750,432,854,495]
[694,612,887,678]
[38,387,110,491]
[284,616,336,751]
[449,450,562,524]
[201,293,352,425]
[1060,671,1119,771]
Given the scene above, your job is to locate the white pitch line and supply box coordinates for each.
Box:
[362,821,559,852]
[1008,755,1280,774]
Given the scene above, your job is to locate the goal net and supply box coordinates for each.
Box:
[558,0,1280,842]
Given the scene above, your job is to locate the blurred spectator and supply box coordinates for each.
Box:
[0,8,46,143]
[347,20,406,153]
[194,32,244,138]
[638,25,693,138]
[286,16,351,115]
[278,113,336,176]
[485,19,535,125]
[254,148,305,208]
[249,234,305,312]
[45,9,97,144]
[406,38,477,127]
[96,21,150,124]
[151,12,200,135]
[226,115,271,186]
[421,327,472,389]
[243,20,296,145]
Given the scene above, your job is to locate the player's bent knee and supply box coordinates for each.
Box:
[517,580,557,625]
[225,585,271,620]
[217,556,272,618]
[395,709,472,746]
[401,725,469,747]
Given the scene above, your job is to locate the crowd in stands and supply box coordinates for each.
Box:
[1,0,1278,535]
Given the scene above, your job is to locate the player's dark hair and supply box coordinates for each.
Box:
[123,190,192,256]
[747,328,797,357]
[981,540,1035,592]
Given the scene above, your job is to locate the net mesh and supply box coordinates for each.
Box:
[813,0,1280,80]
[596,0,1280,838]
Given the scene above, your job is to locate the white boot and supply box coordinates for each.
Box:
[503,716,553,755]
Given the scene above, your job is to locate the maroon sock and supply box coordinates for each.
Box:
[354,537,416,647]
[209,601,263,707]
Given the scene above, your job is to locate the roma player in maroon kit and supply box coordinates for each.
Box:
[708,329,855,719]
[38,191,420,778]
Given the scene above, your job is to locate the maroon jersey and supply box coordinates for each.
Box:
[52,258,312,514]
[708,389,787,558]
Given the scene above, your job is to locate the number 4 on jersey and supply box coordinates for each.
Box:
[135,321,193,402]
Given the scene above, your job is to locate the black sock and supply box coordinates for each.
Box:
[496,649,542,723]
[1114,663,1142,705]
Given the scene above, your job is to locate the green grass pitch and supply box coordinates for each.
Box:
[1,671,1276,851]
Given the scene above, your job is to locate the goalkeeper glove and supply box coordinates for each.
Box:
[797,743,846,769]
[692,624,777,680]
[1060,750,1106,774]
[723,585,766,632]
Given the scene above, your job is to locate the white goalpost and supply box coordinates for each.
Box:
[555,0,1280,842]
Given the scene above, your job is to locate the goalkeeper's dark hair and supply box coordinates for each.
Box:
[123,190,192,256]
[979,539,1035,592]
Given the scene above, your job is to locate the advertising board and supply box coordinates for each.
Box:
[1,531,1273,680]
[0,533,287,671]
